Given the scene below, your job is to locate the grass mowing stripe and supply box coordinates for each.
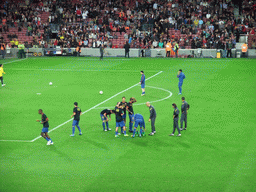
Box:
[31,71,163,142]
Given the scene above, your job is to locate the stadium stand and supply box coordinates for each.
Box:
[0,0,255,50]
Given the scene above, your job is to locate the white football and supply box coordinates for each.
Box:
[49,82,53,85]
[99,91,103,94]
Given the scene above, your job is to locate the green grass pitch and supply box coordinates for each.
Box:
[0,57,255,192]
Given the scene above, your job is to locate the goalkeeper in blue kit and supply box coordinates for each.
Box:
[131,114,145,138]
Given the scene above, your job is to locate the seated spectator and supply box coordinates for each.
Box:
[249,28,255,35]
[84,39,89,47]
[124,33,129,39]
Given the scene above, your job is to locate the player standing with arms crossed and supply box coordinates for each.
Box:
[180,97,189,131]
[36,109,53,145]
[70,102,82,136]
[126,97,137,133]
[139,71,145,96]
[0,64,6,87]
[177,69,185,95]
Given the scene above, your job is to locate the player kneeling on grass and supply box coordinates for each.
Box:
[115,102,129,137]
[100,109,115,131]
[131,114,145,138]
[36,109,53,145]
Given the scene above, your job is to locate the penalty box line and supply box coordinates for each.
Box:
[30,71,163,142]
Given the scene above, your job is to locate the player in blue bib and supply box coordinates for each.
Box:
[131,114,145,138]
[139,71,145,96]
[177,69,185,95]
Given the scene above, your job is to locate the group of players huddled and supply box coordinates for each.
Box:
[100,97,157,138]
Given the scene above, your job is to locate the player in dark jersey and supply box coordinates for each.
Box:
[115,102,129,137]
[36,109,53,145]
[100,109,115,131]
[120,97,127,132]
[70,102,82,137]
[126,97,137,132]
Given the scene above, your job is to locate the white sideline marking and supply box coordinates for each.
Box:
[94,85,173,109]
[2,58,27,65]
[0,140,31,142]
[77,58,131,61]
[30,71,163,142]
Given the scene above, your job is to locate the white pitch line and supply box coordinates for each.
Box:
[77,58,131,61]
[0,140,32,142]
[30,71,163,142]
[2,58,27,65]
[94,85,172,109]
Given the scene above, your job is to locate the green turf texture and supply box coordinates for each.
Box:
[0,57,255,192]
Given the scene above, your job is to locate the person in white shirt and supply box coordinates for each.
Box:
[153,2,158,10]
[152,39,158,48]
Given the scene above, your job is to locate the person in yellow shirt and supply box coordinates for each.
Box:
[0,64,6,87]
[14,39,19,48]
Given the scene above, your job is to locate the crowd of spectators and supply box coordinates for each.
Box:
[0,0,256,49]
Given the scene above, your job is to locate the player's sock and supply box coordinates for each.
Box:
[142,92,145,94]
[77,125,81,133]
[45,137,49,141]
[179,86,182,94]
[140,129,143,135]
[115,131,118,136]
[102,122,105,130]
[49,138,52,142]
[121,127,123,133]
[124,130,126,135]
[106,122,109,129]
[72,126,75,135]
[133,129,136,137]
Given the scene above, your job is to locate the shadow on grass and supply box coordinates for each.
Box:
[84,138,109,151]
[47,145,73,162]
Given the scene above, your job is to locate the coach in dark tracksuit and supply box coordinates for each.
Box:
[180,97,189,131]
[170,103,181,136]
[146,102,156,136]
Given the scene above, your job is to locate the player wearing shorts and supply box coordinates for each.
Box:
[70,102,82,136]
[36,109,53,145]
[100,109,115,131]
[126,97,137,132]
[131,114,145,138]
[120,96,127,132]
[115,102,129,137]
